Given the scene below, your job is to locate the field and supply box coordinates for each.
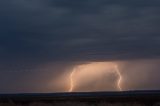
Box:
[1,102,160,106]
[0,91,160,106]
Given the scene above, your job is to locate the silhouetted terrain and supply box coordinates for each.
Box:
[0,90,160,106]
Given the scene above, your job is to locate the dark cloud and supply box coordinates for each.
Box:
[0,0,160,61]
[0,0,160,93]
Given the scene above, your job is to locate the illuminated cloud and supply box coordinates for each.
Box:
[68,62,122,92]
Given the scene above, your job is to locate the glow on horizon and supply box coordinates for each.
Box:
[68,62,123,92]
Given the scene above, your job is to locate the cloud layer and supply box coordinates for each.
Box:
[0,0,160,61]
[0,0,160,93]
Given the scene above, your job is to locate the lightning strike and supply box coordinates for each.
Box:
[114,65,122,91]
[68,62,123,92]
[69,68,76,92]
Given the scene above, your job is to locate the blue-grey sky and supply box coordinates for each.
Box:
[0,0,160,93]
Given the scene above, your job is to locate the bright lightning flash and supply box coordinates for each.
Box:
[69,68,76,92]
[114,65,122,91]
[68,62,123,92]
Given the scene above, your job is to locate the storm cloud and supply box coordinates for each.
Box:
[0,0,160,93]
[0,0,160,61]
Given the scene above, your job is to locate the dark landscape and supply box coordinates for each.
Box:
[0,90,160,106]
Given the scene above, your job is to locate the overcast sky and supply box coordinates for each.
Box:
[0,0,160,93]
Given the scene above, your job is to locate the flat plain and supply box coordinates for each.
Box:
[0,90,160,106]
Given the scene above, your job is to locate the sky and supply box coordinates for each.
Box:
[0,0,160,93]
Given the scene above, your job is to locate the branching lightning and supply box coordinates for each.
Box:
[68,63,123,92]
[115,65,122,91]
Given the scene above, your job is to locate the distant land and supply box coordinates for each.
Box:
[0,90,160,105]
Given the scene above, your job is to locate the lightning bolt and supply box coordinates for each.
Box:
[114,65,122,91]
[69,68,76,92]
[68,63,122,92]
